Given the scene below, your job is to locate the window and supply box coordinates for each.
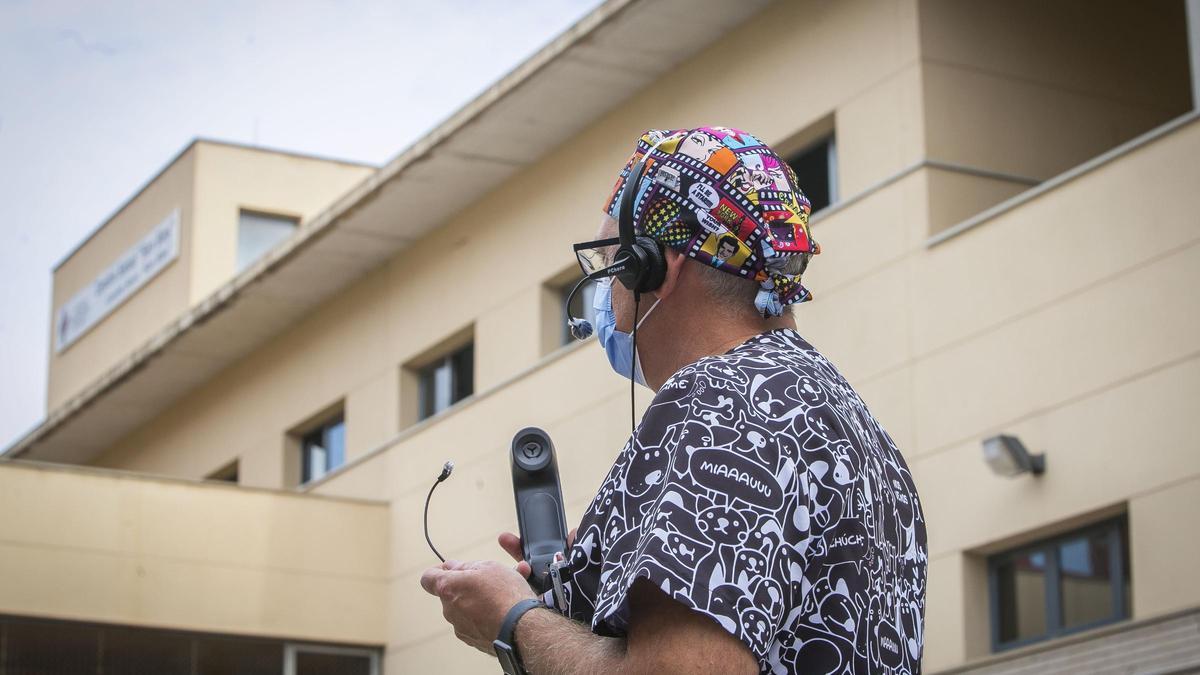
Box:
[0,615,380,675]
[988,518,1130,651]
[786,134,838,213]
[560,275,597,346]
[4,619,100,673]
[195,636,281,675]
[285,644,380,675]
[237,210,299,273]
[105,626,192,673]
[301,415,345,484]
[418,343,473,421]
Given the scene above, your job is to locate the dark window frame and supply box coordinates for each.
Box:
[987,516,1130,652]
[0,613,380,675]
[785,133,838,214]
[300,414,346,485]
[417,343,474,421]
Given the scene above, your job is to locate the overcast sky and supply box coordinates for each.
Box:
[0,0,603,450]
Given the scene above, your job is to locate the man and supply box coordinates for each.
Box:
[421,127,927,674]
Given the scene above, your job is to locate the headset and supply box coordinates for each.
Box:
[609,149,668,296]
[423,138,677,575]
[605,136,683,435]
[563,133,681,343]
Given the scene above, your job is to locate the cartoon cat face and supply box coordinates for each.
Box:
[734,549,768,585]
[697,505,751,545]
[749,373,793,418]
[748,371,808,423]
[734,413,778,464]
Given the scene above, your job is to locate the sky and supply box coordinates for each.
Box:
[0,0,604,450]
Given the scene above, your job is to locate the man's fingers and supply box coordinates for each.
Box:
[515,560,532,579]
[567,527,578,549]
[419,567,444,596]
[498,532,523,563]
[420,564,469,596]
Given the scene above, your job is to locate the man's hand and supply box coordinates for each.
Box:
[426,530,757,674]
[419,559,536,654]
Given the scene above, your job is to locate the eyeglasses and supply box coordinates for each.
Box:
[572,236,622,277]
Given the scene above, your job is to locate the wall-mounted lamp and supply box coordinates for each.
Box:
[982,434,1045,477]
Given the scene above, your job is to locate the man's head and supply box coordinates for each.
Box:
[601,127,820,319]
[585,126,820,389]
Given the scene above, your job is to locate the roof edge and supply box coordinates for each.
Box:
[8,0,748,462]
[51,138,378,273]
[352,0,636,206]
[191,137,379,170]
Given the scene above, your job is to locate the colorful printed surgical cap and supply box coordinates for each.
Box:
[603,126,821,317]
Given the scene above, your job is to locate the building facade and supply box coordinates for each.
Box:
[3,0,1199,673]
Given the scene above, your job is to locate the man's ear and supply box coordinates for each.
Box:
[654,247,688,301]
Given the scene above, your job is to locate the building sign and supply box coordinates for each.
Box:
[55,208,180,353]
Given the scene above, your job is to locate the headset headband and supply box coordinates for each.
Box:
[617,132,681,247]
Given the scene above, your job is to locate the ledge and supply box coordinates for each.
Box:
[927,111,1200,248]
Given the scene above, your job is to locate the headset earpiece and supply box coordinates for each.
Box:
[612,237,665,295]
[632,235,666,293]
[614,152,668,295]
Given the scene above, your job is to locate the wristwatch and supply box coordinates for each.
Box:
[494,598,544,675]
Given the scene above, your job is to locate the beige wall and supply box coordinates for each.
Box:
[919,0,1191,180]
[1130,477,1200,619]
[34,0,1200,672]
[0,460,389,645]
[911,117,1200,669]
[89,0,927,485]
[189,142,374,303]
[918,0,1193,236]
[46,141,373,413]
[48,146,197,412]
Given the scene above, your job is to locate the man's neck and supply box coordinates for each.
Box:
[641,311,796,391]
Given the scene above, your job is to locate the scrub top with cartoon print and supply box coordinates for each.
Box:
[542,328,927,674]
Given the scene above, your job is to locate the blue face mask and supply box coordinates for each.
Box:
[592,277,662,388]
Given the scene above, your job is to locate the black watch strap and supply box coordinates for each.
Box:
[494,598,544,675]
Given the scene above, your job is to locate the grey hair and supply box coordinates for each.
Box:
[695,253,811,317]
